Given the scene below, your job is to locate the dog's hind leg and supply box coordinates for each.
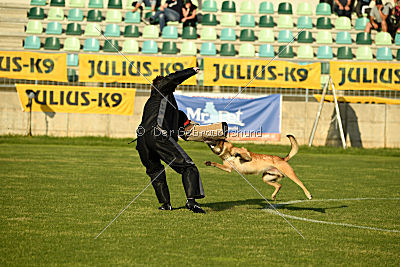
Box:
[262,174,281,200]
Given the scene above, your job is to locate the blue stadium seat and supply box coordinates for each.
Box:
[67,54,79,66]
[376,47,393,61]
[317,46,333,59]
[259,44,274,57]
[200,42,217,56]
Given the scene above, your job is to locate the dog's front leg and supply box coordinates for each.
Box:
[204,161,232,173]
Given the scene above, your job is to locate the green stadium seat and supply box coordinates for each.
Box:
[28,7,45,19]
[200,27,217,40]
[64,37,80,52]
[277,29,293,43]
[106,10,122,23]
[297,3,312,15]
[103,39,120,52]
[44,37,60,50]
[297,31,313,43]
[397,49,400,60]
[67,69,78,82]
[202,14,217,25]
[336,31,352,44]
[297,16,312,29]
[316,31,333,44]
[356,32,372,45]
[259,15,274,27]
[259,1,273,14]
[239,43,255,57]
[24,36,41,50]
[278,45,294,58]
[200,42,217,56]
[220,43,236,56]
[30,0,46,6]
[317,46,333,59]
[221,1,236,13]
[85,23,101,36]
[124,25,140,37]
[46,22,62,35]
[220,28,236,41]
[125,11,141,23]
[122,39,139,53]
[26,21,43,34]
[89,0,104,8]
[66,23,82,35]
[108,0,122,9]
[337,47,353,59]
[162,41,178,54]
[240,1,255,14]
[335,16,351,30]
[220,13,236,26]
[278,2,292,14]
[355,17,368,30]
[356,46,373,60]
[258,28,274,43]
[181,41,197,55]
[144,11,156,22]
[321,62,330,74]
[142,40,158,54]
[83,38,100,51]
[162,26,178,39]
[240,15,255,27]
[316,17,332,29]
[50,0,65,7]
[395,33,400,45]
[67,54,79,66]
[87,10,103,22]
[69,0,85,8]
[198,58,204,70]
[143,25,158,39]
[259,44,274,57]
[104,24,120,37]
[68,9,84,21]
[239,29,255,41]
[202,0,218,12]
[316,2,331,15]
[375,32,392,45]
[48,7,64,21]
[277,15,293,29]
[182,26,197,39]
[297,45,313,59]
[376,47,393,60]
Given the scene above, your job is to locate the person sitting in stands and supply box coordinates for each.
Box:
[334,0,353,19]
[181,0,197,28]
[365,0,390,33]
[132,0,156,13]
[149,0,183,31]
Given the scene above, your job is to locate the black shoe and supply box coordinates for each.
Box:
[142,17,150,25]
[185,200,206,214]
[159,203,172,210]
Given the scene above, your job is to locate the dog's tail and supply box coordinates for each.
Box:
[283,135,298,162]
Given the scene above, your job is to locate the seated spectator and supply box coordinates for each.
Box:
[334,0,352,19]
[365,0,390,33]
[132,0,156,13]
[393,0,400,34]
[149,0,183,31]
[355,0,371,17]
[181,0,197,28]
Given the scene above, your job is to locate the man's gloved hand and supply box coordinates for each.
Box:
[193,67,200,73]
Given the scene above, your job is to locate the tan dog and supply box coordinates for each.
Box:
[204,135,312,200]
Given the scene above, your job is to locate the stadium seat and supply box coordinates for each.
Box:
[28,7,45,19]
[356,32,372,45]
[220,28,236,41]
[50,0,65,7]
[182,26,197,39]
[180,41,197,55]
[336,31,352,44]
[220,14,236,26]
[221,1,236,13]
[66,23,82,35]
[335,16,351,30]
[259,15,274,27]
[202,14,217,25]
[259,44,274,57]
[162,41,178,54]
[200,42,217,56]
[103,39,120,52]
[67,69,78,82]
[397,49,400,60]
[376,47,393,60]
[239,29,255,41]
[69,0,85,8]
[67,54,79,66]
[125,11,141,23]
[44,37,60,50]
[240,15,255,27]
[24,36,41,50]
[278,2,292,14]
[198,58,204,70]
[296,3,312,15]
[68,9,83,21]
[143,25,159,38]
[316,2,331,15]
[356,46,373,60]
[316,31,333,44]
[124,25,140,37]
[277,15,293,29]
[297,31,313,43]
[83,38,100,51]
[108,0,122,9]
[316,17,332,29]
[122,39,139,53]
[259,2,274,14]
[278,45,294,58]
[239,43,255,57]
[297,16,312,29]
[321,62,329,74]
[87,10,103,22]
[395,33,400,45]
[26,21,43,34]
[30,0,46,6]
[48,7,64,21]
[375,32,392,45]
[64,37,80,52]
[258,29,274,42]
[317,46,333,59]
[84,23,101,36]
[202,0,218,12]
[240,1,255,14]
[277,30,293,43]
[46,22,62,35]
[220,43,236,56]
[200,27,217,40]
[162,26,178,39]
[297,45,314,59]
[89,0,103,8]
[104,24,120,37]
[106,10,122,23]
[337,47,353,59]
[355,17,368,31]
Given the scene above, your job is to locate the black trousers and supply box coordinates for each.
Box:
[136,132,205,204]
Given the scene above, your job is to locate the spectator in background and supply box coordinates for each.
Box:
[181,0,197,28]
[149,0,183,31]
[334,0,353,19]
[365,0,390,33]
[132,0,156,13]
[355,0,371,17]
[393,0,400,34]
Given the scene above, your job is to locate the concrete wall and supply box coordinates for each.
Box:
[1,89,399,148]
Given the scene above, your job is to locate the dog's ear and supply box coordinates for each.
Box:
[231,147,252,161]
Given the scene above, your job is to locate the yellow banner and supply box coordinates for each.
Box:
[16,84,135,115]
[0,51,67,82]
[203,58,321,88]
[314,94,400,105]
[79,54,197,85]
[330,61,400,91]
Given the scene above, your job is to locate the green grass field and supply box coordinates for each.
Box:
[1,136,399,265]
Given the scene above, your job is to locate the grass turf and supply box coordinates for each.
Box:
[1,136,399,265]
